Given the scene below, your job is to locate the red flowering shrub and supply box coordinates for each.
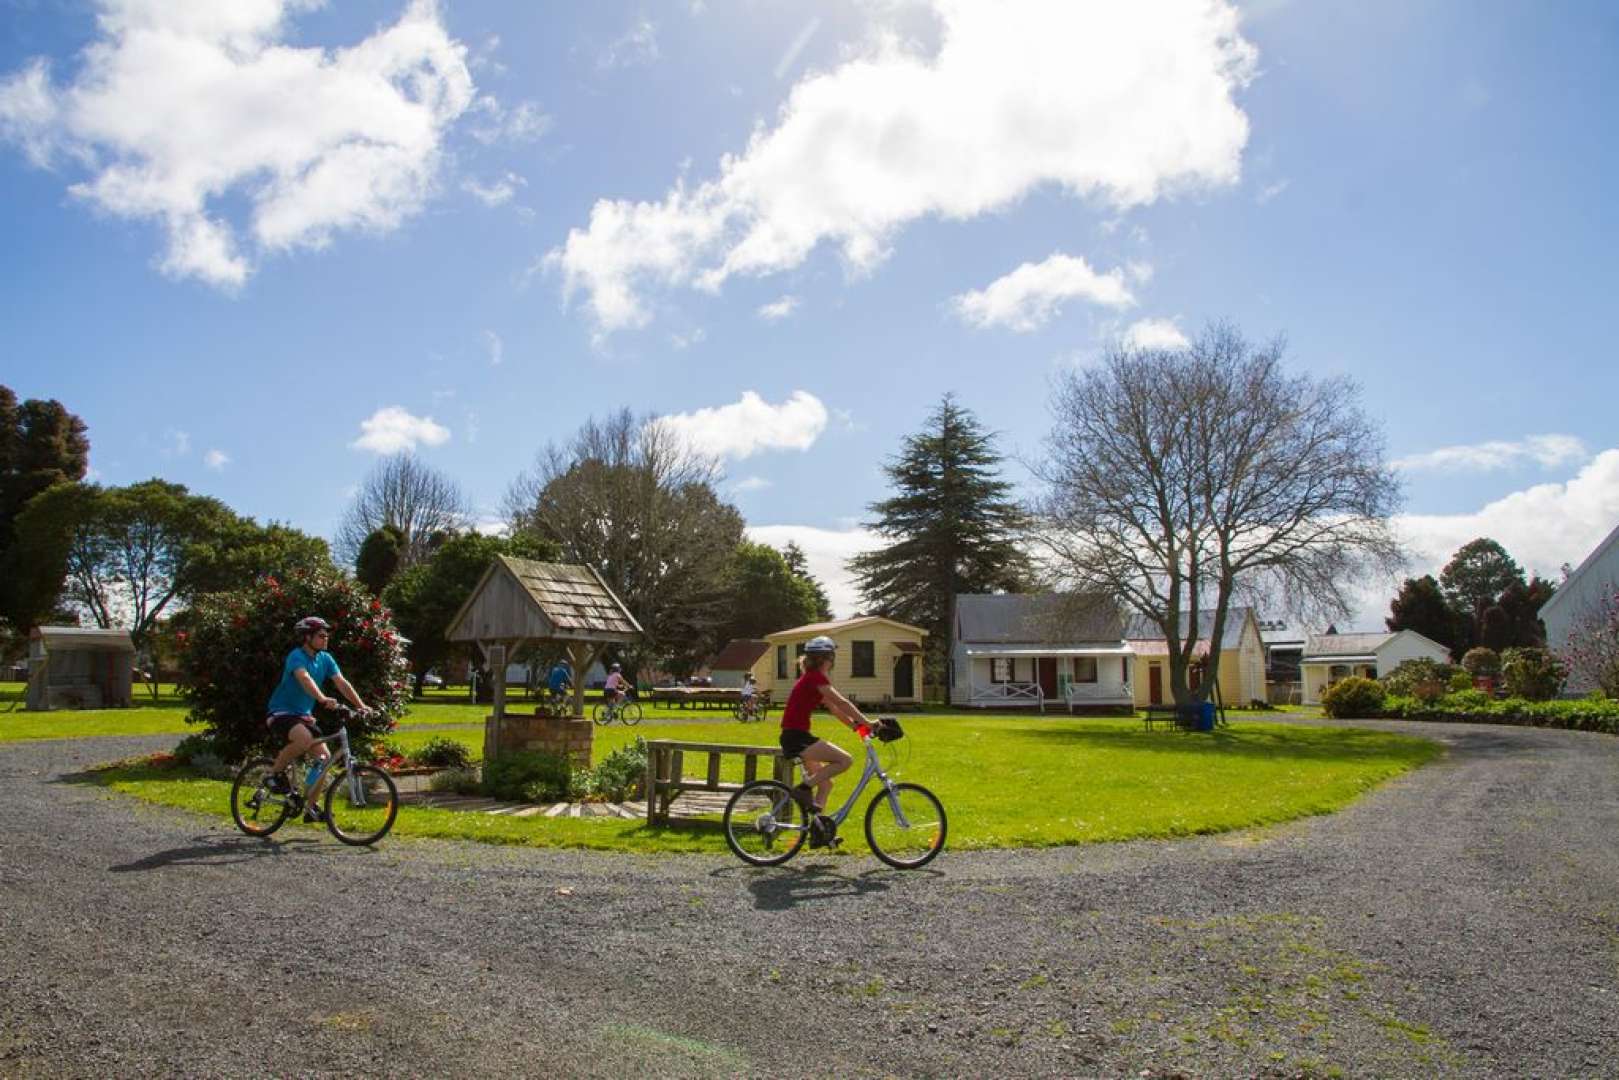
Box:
[180,569,409,763]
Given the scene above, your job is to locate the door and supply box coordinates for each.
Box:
[1148,664,1163,705]
[894,654,915,699]
[1037,657,1058,699]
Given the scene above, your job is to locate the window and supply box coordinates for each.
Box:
[776,645,787,680]
[990,657,1013,683]
[851,640,875,678]
[1072,656,1098,683]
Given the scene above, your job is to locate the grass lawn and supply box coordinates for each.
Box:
[68,707,1442,856]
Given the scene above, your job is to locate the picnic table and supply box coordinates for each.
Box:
[642,739,791,824]
[645,686,756,710]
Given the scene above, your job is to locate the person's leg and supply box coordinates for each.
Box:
[799,740,853,811]
[271,718,314,776]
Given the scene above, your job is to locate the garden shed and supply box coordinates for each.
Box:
[26,626,136,711]
[444,557,642,765]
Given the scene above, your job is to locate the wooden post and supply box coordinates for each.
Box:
[566,640,598,719]
[490,643,507,719]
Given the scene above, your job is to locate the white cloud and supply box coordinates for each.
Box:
[732,475,772,493]
[0,0,475,290]
[549,0,1255,333]
[746,524,885,619]
[468,97,551,144]
[1123,317,1190,350]
[598,17,659,70]
[484,330,504,366]
[1392,434,1589,473]
[350,406,451,454]
[1256,178,1290,204]
[204,448,230,470]
[463,172,526,207]
[161,429,191,457]
[774,17,821,80]
[654,391,829,460]
[669,327,706,350]
[757,295,799,321]
[952,253,1136,331]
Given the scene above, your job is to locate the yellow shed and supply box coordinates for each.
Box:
[754,616,927,707]
[1124,606,1266,708]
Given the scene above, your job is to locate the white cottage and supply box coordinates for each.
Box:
[1298,630,1451,705]
[951,594,1132,712]
[1538,520,1619,693]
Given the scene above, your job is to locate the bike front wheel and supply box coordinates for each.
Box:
[619,701,643,725]
[322,764,400,846]
[865,782,947,869]
[230,757,292,837]
[723,780,808,867]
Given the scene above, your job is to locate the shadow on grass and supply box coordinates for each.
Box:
[109,832,326,872]
[1001,724,1442,766]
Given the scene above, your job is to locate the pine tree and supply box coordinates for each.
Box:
[1386,574,1460,658]
[781,540,833,621]
[848,394,1027,686]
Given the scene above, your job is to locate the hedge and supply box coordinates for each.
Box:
[1363,693,1619,736]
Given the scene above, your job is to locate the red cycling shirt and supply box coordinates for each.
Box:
[780,666,829,732]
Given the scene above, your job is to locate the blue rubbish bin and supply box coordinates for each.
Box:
[1196,701,1215,732]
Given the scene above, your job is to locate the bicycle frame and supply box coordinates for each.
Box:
[791,729,915,829]
[299,725,370,806]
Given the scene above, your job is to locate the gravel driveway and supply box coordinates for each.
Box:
[2,721,1616,1078]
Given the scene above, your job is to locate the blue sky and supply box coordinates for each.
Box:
[3,0,1618,626]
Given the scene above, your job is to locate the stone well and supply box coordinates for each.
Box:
[483,712,594,770]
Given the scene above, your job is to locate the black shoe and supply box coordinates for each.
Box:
[807,813,836,849]
[265,772,290,795]
[302,806,326,824]
[789,783,817,814]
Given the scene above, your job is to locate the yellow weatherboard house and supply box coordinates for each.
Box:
[754,616,927,708]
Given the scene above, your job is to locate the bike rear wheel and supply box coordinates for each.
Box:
[591,703,611,725]
[620,701,643,725]
[322,763,400,846]
[230,757,292,837]
[723,780,808,866]
[865,782,947,869]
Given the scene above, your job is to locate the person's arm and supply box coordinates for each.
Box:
[331,673,367,711]
[817,683,872,731]
[295,667,338,709]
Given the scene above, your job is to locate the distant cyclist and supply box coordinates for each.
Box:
[604,662,629,703]
[546,658,572,709]
[780,635,881,846]
[264,616,368,821]
[740,671,759,716]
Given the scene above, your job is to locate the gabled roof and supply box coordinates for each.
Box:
[1539,519,1619,620]
[1124,606,1257,650]
[709,639,770,671]
[445,556,642,644]
[766,615,927,639]
[1301,631,1393,659]
[955,593,1122,644]
[30,626,135,651]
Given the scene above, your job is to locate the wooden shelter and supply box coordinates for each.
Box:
[444,557,641,763]
[26,626,136,711]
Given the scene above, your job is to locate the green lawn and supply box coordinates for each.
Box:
[66,708,1441,855]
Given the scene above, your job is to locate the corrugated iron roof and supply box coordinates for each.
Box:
[955,594,1122,644]
[709,638,770,670]
[1302,631,1394,658]
[1123,606,1255,650]
[768,615,927,638]
[501,557,642,636]
[30,626,135,650]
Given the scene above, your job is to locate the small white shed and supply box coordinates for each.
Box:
[1299,630,1451,705]
[26,626,136,711]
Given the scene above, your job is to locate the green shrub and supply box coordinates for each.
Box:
[428,767,482,795]
[1382,658,1457,703]
[1499,647,1565,701]
[1447,670,1474,692]
[179,568,408,763]
[1460,647,1500,677]
[482,749,572,803]
[1440,688,1491,710]
[414,736,473,769]
[1321,676,1385,718]
[579,736,648,801]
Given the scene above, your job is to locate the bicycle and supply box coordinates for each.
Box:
[731,696,768,723]
[538,688,573,718]
[722,717,946,869]
[592,692,642,726]
[229,706,400,846]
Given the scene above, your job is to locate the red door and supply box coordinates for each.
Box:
[1148,665,1163,705]
[1037,657,1058,699]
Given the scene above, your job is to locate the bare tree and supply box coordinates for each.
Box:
[503,409,743,675]
[336,455,470,569]
[1031,323,1404,706]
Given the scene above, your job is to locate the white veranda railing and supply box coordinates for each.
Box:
[969,681,1044,710]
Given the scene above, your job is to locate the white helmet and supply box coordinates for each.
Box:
[803,635,837,655]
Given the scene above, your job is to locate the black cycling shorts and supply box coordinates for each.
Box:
[267,713,316,743]
[779,729,818,758]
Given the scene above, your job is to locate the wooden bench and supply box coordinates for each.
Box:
[1142,705,1189,731]
[642,739,792,824]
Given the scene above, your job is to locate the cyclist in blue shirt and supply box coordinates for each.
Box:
[547,659,572,696]
[265,616,369,820]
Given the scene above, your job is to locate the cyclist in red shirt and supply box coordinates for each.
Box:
[780,635,882,845]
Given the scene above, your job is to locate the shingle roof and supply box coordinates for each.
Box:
[1123,607,1255,650]
[709,639,770,671]
[501,558,642,636]
[444,557,642,643]
[955,594,1122,644]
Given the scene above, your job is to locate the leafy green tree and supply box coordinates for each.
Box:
[1499,646,1565,701]
[355,525,406,595]
[781,540,833,621]
[1490,575,1555,649]
[1439,538,1525,651]
[709,542,820,654]
[383,530,559,694]
[1386,574,1461,657]
[849,394,1027,685]
[0,387,90,630]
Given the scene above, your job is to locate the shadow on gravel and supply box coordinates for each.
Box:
[713,863,934,910]
[109,832,323,873]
